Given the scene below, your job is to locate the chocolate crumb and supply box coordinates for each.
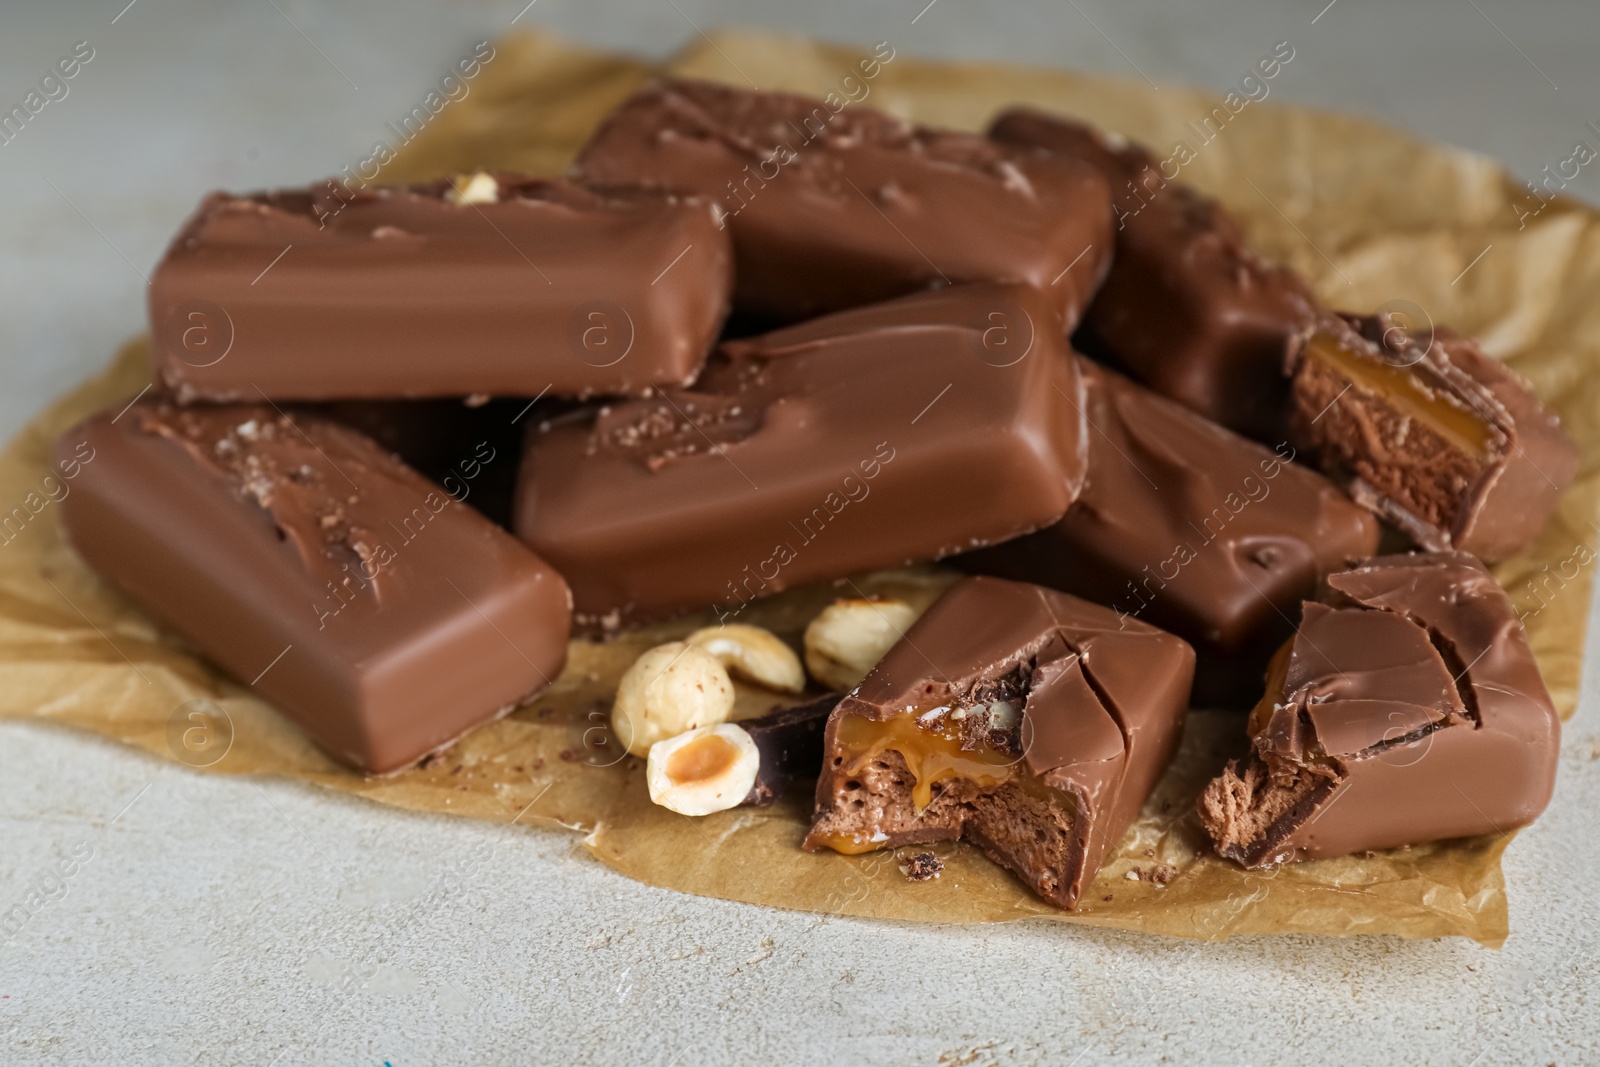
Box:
[1149,864,1175,887]
[558,747,586,762]
[901,852,943,882]
[1102,894,1114,902]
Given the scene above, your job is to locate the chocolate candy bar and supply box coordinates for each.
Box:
[738,693,840,806]
[573,80,1112,325]
[989,108,1318,440]
[58,400,571,774]
[1288,313,1579,562]
[803,576,1193,910]
[1198,552,1560,866]
[515,283,1089,628]
[962,360,1379,708]
[150,175,732,401]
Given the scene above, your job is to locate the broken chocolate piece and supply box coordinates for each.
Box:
[962,360,1379,707]
[573,80,1112,325]
[150,175,732,401]
[902,852,943,881]
[1288,313,1579,562]
[1198,552,1560,866]
[515,283,1089,628]
[988,108,1319,440]
[57,400,571,774]
[804,577,1194,910]
[738,693,841,806]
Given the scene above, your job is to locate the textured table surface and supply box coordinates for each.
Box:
[1,2,1597,1064]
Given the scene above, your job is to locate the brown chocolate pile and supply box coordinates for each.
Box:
[52,78,1577,910]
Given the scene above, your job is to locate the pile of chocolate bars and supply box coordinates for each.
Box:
[58,79,1579,910]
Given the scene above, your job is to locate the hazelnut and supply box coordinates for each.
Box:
[447,171,499,205]
[646,724,760,816]
[686,624,805,694]
[803,597,918,692]
[611,642,735,757]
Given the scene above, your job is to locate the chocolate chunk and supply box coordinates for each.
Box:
[1288,313,1579,562]
[150,175,732,401]
[804,577,1194,910]
[515,283,1090,628]
[902,852,943,881]
[57,400,571,774]
[574,80,1112,325]
[1198,552,1560,866]
[962,361,1379,707]
[989,108,1318,440]
[738,693,841,806]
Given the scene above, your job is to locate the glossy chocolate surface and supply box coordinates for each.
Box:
[150,175,733,401]
[574,80,1112,325]
[989,107,1318,440]
[805,577,1194,909]
[963,361,1379,707]
[58,400,571,774]
[1198,552,1560,865]
[515,284,1088,628]
[1289,313,1579,562]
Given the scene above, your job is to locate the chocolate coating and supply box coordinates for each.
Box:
[962,361,1379,707]
[515,284,1089,628]
[989,108,1318,440]
[1288,313,1580,562]
[58,401,571,774]
[1198,552,1560,866]
[805,577,1194,910]
[573,80,1112,325]
[150,175,732,401]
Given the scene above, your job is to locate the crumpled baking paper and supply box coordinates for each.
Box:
[3,28,1595,946]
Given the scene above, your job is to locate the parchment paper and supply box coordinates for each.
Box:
[3,29,1596,946]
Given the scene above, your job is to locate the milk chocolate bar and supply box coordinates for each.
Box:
[989,108,1318,439]
[962,361,1379,707]
[1198,552,1560,866]
[573,80,1112,325]
[58,400,571,774]
[515,284,1089,627]
[804,577,1193,910]
[1288,313,1579,562]
[150,175,732,401]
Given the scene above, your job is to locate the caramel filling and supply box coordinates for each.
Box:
[665,732,741,785]
[1247,639,1295,738]
[810,708,1025,855]
[1303,331,1497,462]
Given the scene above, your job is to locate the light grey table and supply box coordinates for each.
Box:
[1,2,1596,1064]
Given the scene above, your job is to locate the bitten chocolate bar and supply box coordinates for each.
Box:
[989,108,1318,440]
[1198,552,1560,866]
[1288,313,1579,562]
[804,577,1194,910]
[515,284,1089,628]
[150,175,733,401]
[573,80,1112,325]
[58,400,571,774]
[963,361,1379,708]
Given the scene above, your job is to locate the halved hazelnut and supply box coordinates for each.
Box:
[646,724,760,816]
[803,597,919,691]
[687,624,805,693]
